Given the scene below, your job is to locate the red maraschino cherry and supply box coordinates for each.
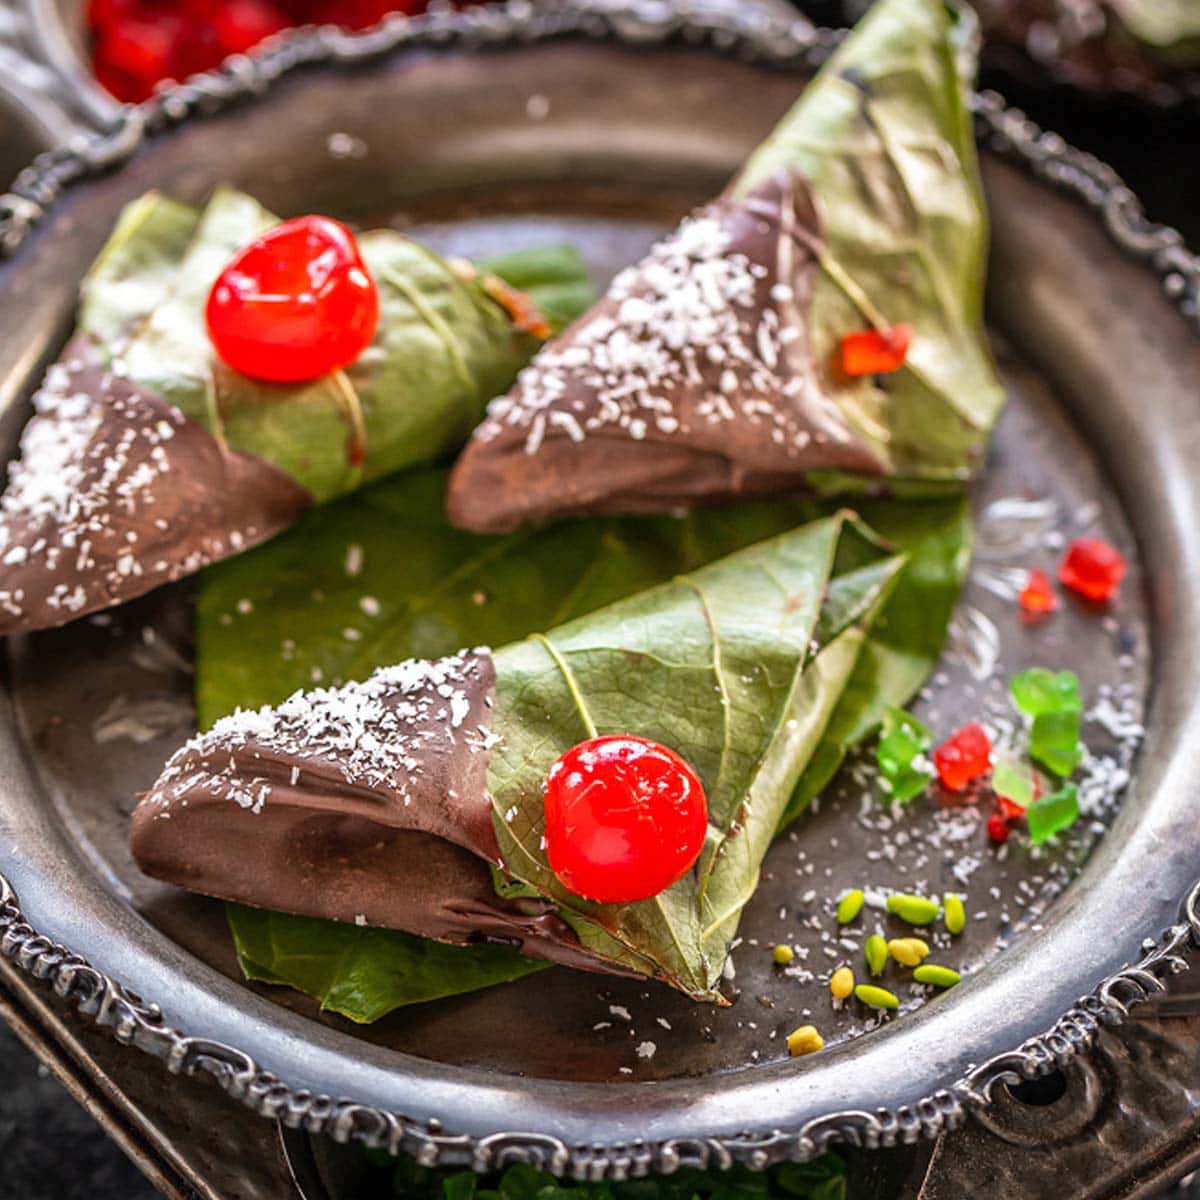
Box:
[205,215,379,383]
[543,735,708,904]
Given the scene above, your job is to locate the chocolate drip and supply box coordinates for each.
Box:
[446,169,886,533]
[131,651,629,978]
[0,334,311,634]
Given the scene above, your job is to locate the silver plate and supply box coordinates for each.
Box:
[0,3,1198,1179]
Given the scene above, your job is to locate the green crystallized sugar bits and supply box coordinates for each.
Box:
[876,706,935,802]
[1026,783,1081,845]
[1010,668,1084,777]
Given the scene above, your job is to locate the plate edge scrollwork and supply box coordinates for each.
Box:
[0,870,1196,1177]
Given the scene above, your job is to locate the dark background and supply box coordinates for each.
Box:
[0,10,1196,1200]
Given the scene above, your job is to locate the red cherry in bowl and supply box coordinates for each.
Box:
[543,734,708,904]
[205,215,379,383]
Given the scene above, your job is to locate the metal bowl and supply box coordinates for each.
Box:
[0,2,1198,1180]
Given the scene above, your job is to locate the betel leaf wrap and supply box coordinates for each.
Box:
[484,514,905,998]
[133,510,907,1004]
[194,470,965,1020]
[0,188,589,635]
[730,0,1000,485]
[445,0,1005,532]
[103,188,552,502]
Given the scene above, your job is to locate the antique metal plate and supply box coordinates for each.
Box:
[0,4,1198,1177]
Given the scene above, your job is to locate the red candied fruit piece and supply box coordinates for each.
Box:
[839,324,912,377]
[996,796,1024,821]
[1018,567,1058,616]
[543,734,708,904]
[932,722,992,792]
[986,813,1010,844]
[1059,538,1126,603]
[206,215,379,382]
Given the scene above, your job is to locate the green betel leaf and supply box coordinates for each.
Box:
[99,188,591,503]
[227,904,544,1023]
[477,246,593,335]
[782,491,969,823]
[201,476,965,1014]
[732,0,1003,484]
[486,517,905,998]
[78,191,201,345]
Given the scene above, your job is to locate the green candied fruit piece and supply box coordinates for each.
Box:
[1026,783,1080,845]
[1010,668,1080,716]
[1031,709,1084,776]
[876,706,935,803]
[992,756,1036,809]
[1010,669,1084,777]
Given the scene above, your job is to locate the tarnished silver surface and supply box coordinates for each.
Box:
[0,0,118,152]
[0,0,1197,1186]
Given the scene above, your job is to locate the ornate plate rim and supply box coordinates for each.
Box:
[0,1,1199,1179]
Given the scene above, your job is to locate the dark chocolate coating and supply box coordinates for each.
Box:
[446,169,886,533]
[0,334,311,634]
[130,651,630,978]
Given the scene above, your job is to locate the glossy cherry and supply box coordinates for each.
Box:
[1059,538,1126,603]
[205,215,379,382]
[932,722,992,792]
[543,735,708,904]
[839,324,911,377]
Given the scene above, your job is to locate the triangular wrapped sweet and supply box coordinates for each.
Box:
[132,514,904,999]
[0,189,589,634]
[131,651,613,976]
[445,0,1004,532]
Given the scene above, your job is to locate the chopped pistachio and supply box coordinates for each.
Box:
[864,934,889,978]
[887,937,930,967]
[885,893,939,925]
[830,966,854,1000]
[836,888,865,924]
[854,984,899,1011]
[786,1025,825,1057]
[944,894,966,936]
[913,964,961,988]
